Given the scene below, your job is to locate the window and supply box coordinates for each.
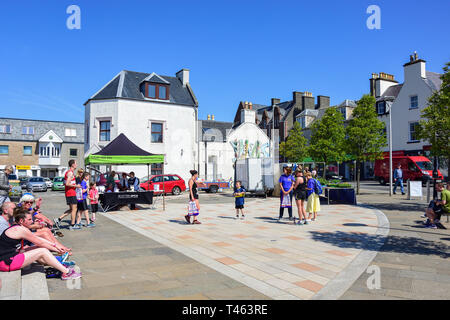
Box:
[65,128,77,137]
[297,117,306,129]
[376,101,386,115]
[70,149,77,157]
[143,83,169,100]
[23,146,32,155]
[52,146,60,157]
[151,122,163,143]
[172,175,180,181]
[409,122,419,141]
[410,95,418,109]
[339,107,346,119]
[0,125,11,133]
[22,126,34,135]
[151,175,162,183]
[151,163,163,175]
[0,145,8,154]
[99,121,111,141]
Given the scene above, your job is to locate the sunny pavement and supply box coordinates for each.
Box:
[100,196,386,300]
[339,184,450,300]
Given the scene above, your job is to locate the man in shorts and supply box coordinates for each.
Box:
[55,160,81,230]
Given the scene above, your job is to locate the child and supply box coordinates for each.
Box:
[76,173,95,228]
[234,181,246,219]
[305,172,320,221]
[88,182,99,222]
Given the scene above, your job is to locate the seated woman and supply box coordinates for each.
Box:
[19,194,71,254]
[0,208,81,280]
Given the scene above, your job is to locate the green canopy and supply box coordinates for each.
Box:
[84,133,164,165]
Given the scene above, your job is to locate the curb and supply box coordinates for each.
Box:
[311,203,390,300]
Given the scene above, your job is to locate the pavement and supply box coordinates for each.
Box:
[33,182,450,300]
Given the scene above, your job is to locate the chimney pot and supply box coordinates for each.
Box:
[212,115,215,121]
[207,114,211,120]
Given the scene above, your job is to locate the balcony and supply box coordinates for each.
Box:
[39,156,61,166]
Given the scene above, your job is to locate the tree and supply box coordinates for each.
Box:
[279,122,309,162]
[345,94,386,194]
[309,107,346,178]
[417,62,450,171]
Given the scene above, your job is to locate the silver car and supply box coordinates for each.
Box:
[26,177,48,192]
[44,177,53,188]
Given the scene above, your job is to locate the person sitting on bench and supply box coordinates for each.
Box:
[424,183,449,229]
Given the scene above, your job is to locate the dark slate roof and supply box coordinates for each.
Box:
[94,133,157,156]
[87,70,197,107]
[200,120,233,141]
[381,84,403,99]
[425,71,442,91]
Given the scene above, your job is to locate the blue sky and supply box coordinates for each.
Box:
[0,0,449,123]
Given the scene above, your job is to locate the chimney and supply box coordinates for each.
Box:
[293,92,303,105]
[317,96,330,109]
[248,102,252,110]
[371,72,398,98]
[240,102,256,124]
[271,98,280,106]
[403,52,426,81]
[302,92,315,110]
[211,115,215,121]
[207,114,211,120]
[176,68,190,87]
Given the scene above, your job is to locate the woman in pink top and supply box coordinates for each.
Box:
[88,182,99,221]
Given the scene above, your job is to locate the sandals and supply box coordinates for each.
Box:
[184,215,191,224]
[55,231,64,237]
[192,220,201,224]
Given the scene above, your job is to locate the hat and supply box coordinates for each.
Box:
[20,193,35,203]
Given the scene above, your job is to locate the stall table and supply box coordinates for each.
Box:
[99,191,154,212]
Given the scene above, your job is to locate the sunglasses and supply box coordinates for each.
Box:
[24,201,34,204]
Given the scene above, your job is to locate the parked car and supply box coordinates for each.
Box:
[374,155,444,186]
[19,176,30,189]
[26,177,47,192]
[139,174,186,195]
[44,177,53,188]
[52,177,65,191]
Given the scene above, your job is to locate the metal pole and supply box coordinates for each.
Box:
[389,106,393,196]
[163,160,165,211]
[432,156,438,200]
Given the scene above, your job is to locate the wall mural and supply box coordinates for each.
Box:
[230,139,270,162]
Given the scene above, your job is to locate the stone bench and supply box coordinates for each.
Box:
[0,264,49,300]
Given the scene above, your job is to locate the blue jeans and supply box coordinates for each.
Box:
[393,178,404,193]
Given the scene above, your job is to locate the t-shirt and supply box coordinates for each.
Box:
[64,169,76,197]
[89,188,98,204]
[307,178,316,197]
[78,180,88,202]
[0,216,11,235]
[442,189,450,213]
[279,174,294,192]
[234,187,246,206]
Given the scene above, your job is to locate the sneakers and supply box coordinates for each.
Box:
[86,223,96,228]
[297,220,304,225]
[53,218,61,230]
[240,215,245,220]
[423,219,431,226]
[62,261,76,267]
[69,224,81,230]
[61,267,82,280]
[420,213,427,218]
[434,219,440,224]
[425,224,437,229]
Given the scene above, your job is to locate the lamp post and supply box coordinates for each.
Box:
[383,97,395,197]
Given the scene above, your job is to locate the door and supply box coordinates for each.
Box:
[163,175,172,193]
[151,175,163,193]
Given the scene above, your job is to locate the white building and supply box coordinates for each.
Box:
[198,103,271,181]
[371,53,442,156]
[84,69,199,183]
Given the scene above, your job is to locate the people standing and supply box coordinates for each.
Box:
[306,172,321,221]
[0,165,13,206]
[293,169,308,225]
[106,171,116,192]
[185,170,201,225]
[88,182,99,222]
[119,173,129,191]
[278,166,295,222]
[56,160,81,230]
[76,173,95,228]
[128,172,140,210]
[234,181,246,219]
[393,164,405,195]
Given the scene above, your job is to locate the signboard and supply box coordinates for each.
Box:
[16,165,31,170]
[408,181,423,199]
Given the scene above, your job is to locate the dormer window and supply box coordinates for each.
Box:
[141,82,169,100]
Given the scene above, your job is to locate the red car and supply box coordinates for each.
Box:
[140,174,186,195]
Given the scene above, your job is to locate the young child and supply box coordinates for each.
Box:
[76,173,95,228]
[88,182,99,222]
[234,181,246,219]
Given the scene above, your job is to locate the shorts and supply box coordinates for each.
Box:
[91,203,98,213]
[66,196,77,205]
[0,254,25,272]
[235,204,244,209]
[77,199,88,211]
[295,191,307,201]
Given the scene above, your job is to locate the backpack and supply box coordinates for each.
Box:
[314,179,323,195]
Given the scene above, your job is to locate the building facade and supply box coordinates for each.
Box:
[84,69,199,183]
[0,118,84,178]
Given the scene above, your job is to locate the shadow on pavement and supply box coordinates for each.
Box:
[309,230,450,259]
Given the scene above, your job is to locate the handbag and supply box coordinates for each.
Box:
[188,201,199,216]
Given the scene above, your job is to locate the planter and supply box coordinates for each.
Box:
[324,187,356,205]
